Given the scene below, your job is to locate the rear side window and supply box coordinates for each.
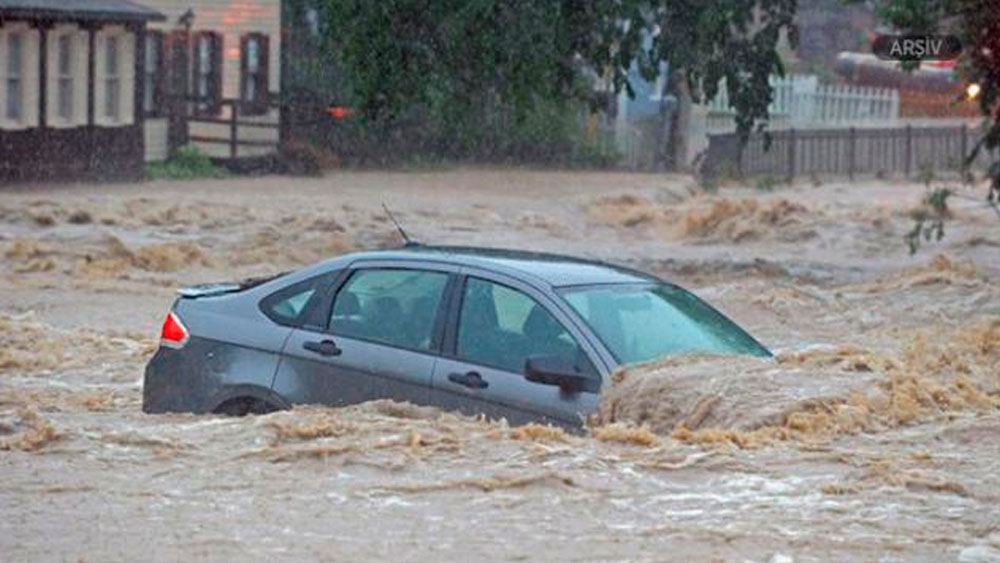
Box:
[329,268,448,351]
[260,274,329,327]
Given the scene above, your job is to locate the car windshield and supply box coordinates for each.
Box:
[560,283,770,365]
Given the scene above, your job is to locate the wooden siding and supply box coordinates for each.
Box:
[145,0,280,99]
[142,0,281,161]
[0,124,145,181]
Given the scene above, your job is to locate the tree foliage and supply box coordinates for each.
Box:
[318,0,797,161]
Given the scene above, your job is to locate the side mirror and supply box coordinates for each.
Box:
[524,355,590,393]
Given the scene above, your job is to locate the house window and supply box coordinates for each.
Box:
[104,35,120,120]
[143,31,165,116]
[240,33,268,115]
[193,32,222,115]
[93,27,134,127]
[6,32,23,122]
[56,34,74,121]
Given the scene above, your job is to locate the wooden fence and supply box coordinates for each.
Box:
[701,124,994,181]
[179,96,281,162]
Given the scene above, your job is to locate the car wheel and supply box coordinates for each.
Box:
[214,397,278,417]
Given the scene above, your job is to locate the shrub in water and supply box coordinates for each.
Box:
[146,145,229,180]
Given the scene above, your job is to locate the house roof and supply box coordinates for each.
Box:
[0,0,165,22]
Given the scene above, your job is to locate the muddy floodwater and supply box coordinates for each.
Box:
[1,170,999,562]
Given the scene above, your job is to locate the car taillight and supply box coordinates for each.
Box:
[160,311,189,348]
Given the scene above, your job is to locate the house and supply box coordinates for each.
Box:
[0,0,165,181]
[141,0,281,162]
[834,52,979,118]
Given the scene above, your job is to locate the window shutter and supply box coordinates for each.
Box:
[239,33,248,111]
[165,30,188,116]
[93,30,107,126]
[164,30,178,86]
[256,34,269,113]
[210,32,222,114]
[191,31,203,108]
[0,27,7,129]
[75,30,88,125]
[45,29,58,126]
[153,32,166,112]
[19,27,40,128]
[120,30,135,125]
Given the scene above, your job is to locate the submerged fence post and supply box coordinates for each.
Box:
[787,128,796,182]
[848,126,856,181]
[904,124,912,179]
[960,124,968,175]
[230,101,239,160]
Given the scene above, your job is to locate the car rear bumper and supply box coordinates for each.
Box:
[142,343,221,414]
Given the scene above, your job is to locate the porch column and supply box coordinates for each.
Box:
[36,21,51,127]
[131,22,145,126]
[85,23,96,126]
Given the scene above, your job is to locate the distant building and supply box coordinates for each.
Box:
[141,0,281,162]
[0,0,165,181]
[834,53,979,118]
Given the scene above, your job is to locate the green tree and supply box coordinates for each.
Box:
[318,0,797,164]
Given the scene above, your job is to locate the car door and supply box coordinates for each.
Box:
[272,261,456,408]
[430,270,602,427]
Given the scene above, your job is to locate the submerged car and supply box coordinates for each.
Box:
[143,246,771,426]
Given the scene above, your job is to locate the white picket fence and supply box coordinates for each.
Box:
[609,73,904,169]
[702,74,900,133]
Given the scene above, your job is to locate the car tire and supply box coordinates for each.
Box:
[214,397,279,417]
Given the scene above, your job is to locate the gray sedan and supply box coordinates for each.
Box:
[143,246,770,427]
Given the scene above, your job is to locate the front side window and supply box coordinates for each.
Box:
[104,35,119,120]
[561,283,771,365]
[6,32,23,121]
[330,269,448,352]
[57,34,73,121]
[457,277,589,374]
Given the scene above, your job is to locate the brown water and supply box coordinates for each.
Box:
[1,170,999,561]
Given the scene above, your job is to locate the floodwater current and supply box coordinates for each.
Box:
[1,171,998,561]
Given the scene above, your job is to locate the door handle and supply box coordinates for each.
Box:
[303,339,342,357]
[448,371,488,389]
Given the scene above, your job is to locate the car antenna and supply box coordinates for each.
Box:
[382,203,420,247]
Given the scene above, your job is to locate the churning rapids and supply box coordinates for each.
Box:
[1,170,998,562]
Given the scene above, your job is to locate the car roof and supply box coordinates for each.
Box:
[342,245,658,287]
